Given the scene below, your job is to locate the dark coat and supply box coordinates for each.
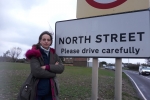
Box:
[17,46,64,100]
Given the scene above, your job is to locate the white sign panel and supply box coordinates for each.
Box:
[55,10,150,58]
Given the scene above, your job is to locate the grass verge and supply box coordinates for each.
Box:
[0,62,140,100]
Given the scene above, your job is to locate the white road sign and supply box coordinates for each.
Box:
[55,10,150,58]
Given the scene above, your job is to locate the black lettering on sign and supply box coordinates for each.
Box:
[111,34,117,42]
[124,49,128,53]
[106,49,110,53]
[95,35,102,43]
[78,36,84,43]
[61,48,79,54]
[111,49,114,53]
[101,47,140,55]
[102,49,105,53]
[95,49,99,53]
[103,34,109,42]
[59,36,91,44]
[73,37,77,44]
[85,36,91,43]
[59,38,64,44]
[95,32,145,43]
[120,33,126,42]
[129,32,136,41]
[137,32,144,41]
[66,37,71,44]
[59,32,145,45]
[115,49,119,53]
[82,48,99,53]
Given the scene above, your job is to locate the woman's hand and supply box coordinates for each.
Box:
[41,62,59,70]
[55,61,59,65]
[41,66,46,70]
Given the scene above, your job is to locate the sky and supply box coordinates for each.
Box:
[0,0,147,64]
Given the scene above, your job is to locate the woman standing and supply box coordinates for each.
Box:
[17,31,64,100]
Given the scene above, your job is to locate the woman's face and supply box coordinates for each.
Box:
[40,34,52,49]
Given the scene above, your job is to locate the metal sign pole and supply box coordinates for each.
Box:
[115,58,122,100]
[92,58,98,100]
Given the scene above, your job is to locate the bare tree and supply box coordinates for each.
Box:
[15,47,22,60]
[145,58,150,65]
[3,50,10,57]
[1,50,11,62]
[9,47,22,62]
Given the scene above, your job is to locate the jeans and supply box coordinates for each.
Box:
[36,94,52,100]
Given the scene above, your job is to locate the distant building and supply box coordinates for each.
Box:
[73,58,87,67]
[63,57,87,67]
[87,58,100,67]
[63,57,73,64]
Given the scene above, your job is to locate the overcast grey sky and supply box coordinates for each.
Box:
[0,0,146,64]
[0,0,76,57]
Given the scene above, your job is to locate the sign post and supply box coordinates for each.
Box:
[115,58,122,100]
[92,58,98,100]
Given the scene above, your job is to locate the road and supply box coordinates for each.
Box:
[124,70,150,100]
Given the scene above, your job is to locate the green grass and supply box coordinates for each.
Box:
[0,62,140,100]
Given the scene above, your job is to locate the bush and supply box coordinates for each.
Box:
[127,64,139,71]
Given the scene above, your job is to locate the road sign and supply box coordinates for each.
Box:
[56,10,150,58]
[76,0,149,18]
[86,0,127,9]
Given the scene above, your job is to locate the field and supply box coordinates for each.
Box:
[0,62,140,100]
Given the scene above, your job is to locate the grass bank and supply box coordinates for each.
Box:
[0,62,139,100]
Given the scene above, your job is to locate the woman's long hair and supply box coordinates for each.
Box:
[33,31,53,49]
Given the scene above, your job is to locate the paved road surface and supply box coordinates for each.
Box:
[124,70,150,100]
